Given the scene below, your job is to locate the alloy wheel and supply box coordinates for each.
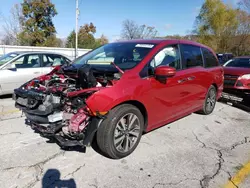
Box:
[206,88,216,112]
[113,113,141,153]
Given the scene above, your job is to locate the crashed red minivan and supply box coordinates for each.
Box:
[14,39,223,159]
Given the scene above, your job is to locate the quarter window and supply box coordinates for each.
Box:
[42,54,66,67]
[181,45,203,68]
[202,48,218,67]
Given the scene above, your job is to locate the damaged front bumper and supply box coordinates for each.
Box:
[13,83,108,149]
[26,117,103,148]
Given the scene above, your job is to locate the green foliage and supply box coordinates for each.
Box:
[195,0,238,52]
[66,23,109,49]
[193,0,250,55]
[95,34,109,47]
[18,0,58,46]
[78,23,96,49]
[43,35,63,47]
[230,9,250,55]
[66,30,76,48]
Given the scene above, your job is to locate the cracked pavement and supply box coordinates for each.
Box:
[0,97,249,188]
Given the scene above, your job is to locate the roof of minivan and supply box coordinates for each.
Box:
[113,39,212,50]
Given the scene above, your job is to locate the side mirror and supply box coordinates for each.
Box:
[154,66,176,83]
[4,63,17,71]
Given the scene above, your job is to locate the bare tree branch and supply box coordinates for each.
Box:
[121,19,158,40]
[0,4,23,45]
[238,0,250,13]
[243,0,250,11]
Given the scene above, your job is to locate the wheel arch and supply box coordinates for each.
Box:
[212,83,218,91]
[112,100,148,132]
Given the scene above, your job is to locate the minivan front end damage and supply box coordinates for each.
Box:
[27,113,104,148]
[15,87,107,148]
[13,64,120,148]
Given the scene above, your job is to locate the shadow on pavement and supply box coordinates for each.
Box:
[42,169,77,188]
[0,94,13,99]
[219,98,250,113]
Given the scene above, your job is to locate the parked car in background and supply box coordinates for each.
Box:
[14,39,223,159]
[222,56,250,104]
[0,51,71,95]
[217,53,234,65]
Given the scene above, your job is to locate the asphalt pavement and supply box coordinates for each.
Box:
[0,96,249,188]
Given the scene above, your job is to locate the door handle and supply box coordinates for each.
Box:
[187,76,196,81]
[178,78,187,83]
[33,71,40,74]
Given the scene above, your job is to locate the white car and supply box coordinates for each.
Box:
[0,51,71,96]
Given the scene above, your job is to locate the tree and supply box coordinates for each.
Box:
[43,35,63,47]
[230,9,250,55]
[66,23,104,49]
[121,19,158,40]
[66,30,76,48]
[18,0,57,46]
[194,0,238,52]
[94,34,109,48]
[164,34,185,39]
[0,4,23,45]
[78,23,96,49]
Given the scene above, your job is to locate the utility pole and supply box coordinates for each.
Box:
[75,0,79,58]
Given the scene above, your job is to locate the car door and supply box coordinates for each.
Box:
[139,44,193,127]
[0,54,42,93]
[41,54,69,74]
[179,44,208,111]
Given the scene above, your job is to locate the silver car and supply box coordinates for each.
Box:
[0,51,71,95]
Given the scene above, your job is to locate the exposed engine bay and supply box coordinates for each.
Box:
[14,64,122,147]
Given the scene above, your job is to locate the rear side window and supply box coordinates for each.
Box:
[181,44,203,69]
[42,54,66,67]
[202,48,218,67]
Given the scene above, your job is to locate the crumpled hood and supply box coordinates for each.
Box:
[223,67,250,76]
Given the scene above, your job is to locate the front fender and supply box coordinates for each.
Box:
[86,76,144,113]
[86,87,133,113]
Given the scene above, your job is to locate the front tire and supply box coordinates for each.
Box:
[96,104,144,159]
[198,85,217,115]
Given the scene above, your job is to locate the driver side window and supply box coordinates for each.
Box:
[150,45,181,70]
[140,44,181,78]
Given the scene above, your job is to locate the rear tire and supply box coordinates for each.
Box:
[96,104,144,159]
[198,85,217,115]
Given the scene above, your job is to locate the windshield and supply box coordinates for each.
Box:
[223,58,250,68]
[74,42,155,70]
[0,52,19,65]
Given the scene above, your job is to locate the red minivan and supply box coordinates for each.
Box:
[14,39,224,159]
